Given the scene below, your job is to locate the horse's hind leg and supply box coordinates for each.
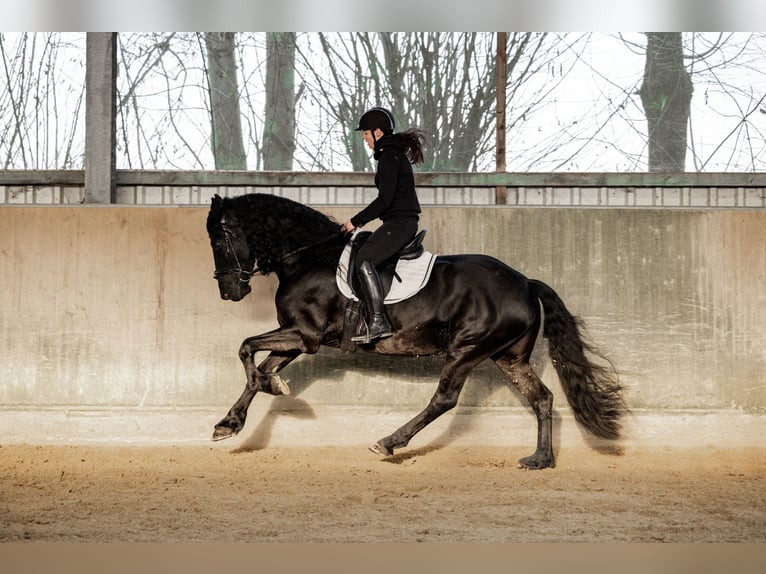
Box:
[371,351,482,456]
[494,353,555,469]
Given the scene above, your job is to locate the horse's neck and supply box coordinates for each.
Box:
[275,257,334,284]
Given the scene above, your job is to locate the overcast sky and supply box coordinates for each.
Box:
[2,0,766,32]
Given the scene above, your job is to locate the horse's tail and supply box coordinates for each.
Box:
[528,279,626,439]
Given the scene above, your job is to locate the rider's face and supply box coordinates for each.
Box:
[362,129,382,150]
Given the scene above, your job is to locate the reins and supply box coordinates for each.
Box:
[277,230,348,266]
[214,226,348,281]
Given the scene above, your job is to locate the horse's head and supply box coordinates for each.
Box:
[207,194,255,302]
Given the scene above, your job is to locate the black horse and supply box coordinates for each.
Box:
[206,193,625,469]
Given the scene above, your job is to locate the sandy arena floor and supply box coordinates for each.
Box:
[1,443,764,543]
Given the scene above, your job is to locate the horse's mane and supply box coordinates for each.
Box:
[208,193,345,275]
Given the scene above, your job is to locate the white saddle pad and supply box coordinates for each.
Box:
[336,242,438,304]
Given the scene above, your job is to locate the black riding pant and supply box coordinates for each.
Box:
[353,217,418,274]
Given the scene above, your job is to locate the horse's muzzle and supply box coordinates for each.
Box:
[219,282,251,302]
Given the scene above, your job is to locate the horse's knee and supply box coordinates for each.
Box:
[238,340,255,363]
[430,390,460,413]
[533,385,553,410]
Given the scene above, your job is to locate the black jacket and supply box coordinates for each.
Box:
[350,134,421,228]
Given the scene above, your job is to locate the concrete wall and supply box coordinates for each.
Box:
[1,205,763,447]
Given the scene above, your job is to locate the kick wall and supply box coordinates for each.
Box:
[1,204,763,449]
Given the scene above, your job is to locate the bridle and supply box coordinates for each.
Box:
[213,223,347,283]
[212,225,257,283]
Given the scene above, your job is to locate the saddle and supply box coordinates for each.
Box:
[336,229,435,351]
[346,228,427,298]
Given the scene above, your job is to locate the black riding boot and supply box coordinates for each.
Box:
[351,261,393,343]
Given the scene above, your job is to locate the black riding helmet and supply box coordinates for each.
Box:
[355,107,395,133]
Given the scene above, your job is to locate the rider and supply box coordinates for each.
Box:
[341,107,425,343]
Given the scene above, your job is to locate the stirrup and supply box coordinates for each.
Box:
[351,317,392,344]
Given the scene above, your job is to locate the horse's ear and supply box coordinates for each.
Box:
[212,193,223,207]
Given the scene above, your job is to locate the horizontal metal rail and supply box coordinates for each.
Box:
[2,170,765,208]
[1,169,766,188]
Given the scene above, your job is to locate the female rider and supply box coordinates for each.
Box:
[341,107,425,343]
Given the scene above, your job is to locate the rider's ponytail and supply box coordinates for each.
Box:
[399,129,426,165]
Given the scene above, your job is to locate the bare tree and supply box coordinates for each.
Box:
[0,33,85,169]
[4,33,764,173]
[684,32,766,172]
[295,32,568,172]
[640,33,693,172]
[377,32,500,171]
[117,33,213,169]
[262,32,296,170]
[296,33,372,171]
[612,32,766,172]
[204,32,246,170]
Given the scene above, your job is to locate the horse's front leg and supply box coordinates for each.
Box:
[212,327,314,441]
[212,382,258,441]
[212,351,300,441]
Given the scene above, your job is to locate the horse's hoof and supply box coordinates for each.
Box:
[517,454,555,470]
[270,375,291,396]
[369,442,393,457]
[212,426,236,441]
